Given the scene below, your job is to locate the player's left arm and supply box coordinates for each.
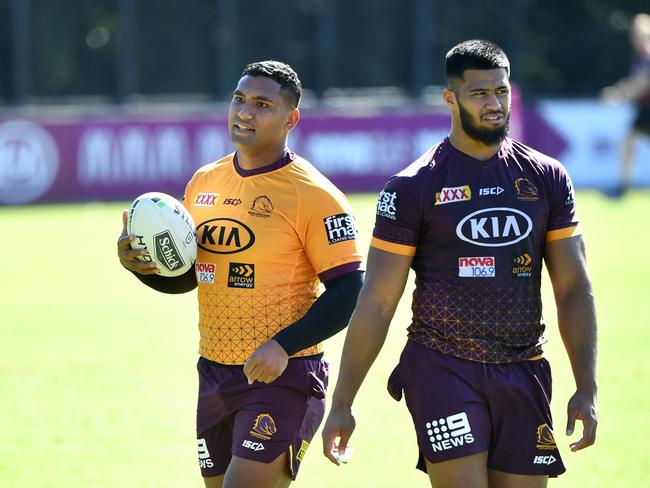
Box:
[243,269,363,385]
[544,234,598,451]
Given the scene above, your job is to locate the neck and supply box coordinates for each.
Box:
[235,145,287,170]
[448,126,501,161]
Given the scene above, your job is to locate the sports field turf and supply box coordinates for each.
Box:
[1,191,648,487]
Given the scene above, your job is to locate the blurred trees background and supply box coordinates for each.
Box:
[0,0,648,104]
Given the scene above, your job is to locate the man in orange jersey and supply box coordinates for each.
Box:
[322,40,598,487]
[118,61,363,488]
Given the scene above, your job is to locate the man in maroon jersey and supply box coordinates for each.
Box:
[322,39,598,487]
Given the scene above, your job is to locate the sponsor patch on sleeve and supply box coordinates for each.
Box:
[376,190,398,219]
[565,178,576,206]
[323,213,358,244]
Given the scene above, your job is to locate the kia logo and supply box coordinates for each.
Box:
[197,218,255,254]
[456,207,532,247]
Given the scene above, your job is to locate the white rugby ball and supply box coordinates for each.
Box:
[127,192,197,277]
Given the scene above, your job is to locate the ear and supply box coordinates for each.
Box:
[442,88,456,110]
[286,108,300,131]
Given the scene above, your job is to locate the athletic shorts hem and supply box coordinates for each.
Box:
[487,463,567,478]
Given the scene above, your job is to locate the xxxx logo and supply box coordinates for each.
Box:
[194,192,218,207]
[435,185,471,205]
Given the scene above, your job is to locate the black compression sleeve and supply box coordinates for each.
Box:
[128,266,198,294]
[272,270,364,356]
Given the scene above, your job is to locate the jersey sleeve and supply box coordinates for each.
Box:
[545,162,581,242]
[370,176,421,256]
[299,185,363,281]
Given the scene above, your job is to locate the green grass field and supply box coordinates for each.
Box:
[1,192,649,487]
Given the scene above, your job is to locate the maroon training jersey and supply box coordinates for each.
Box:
[372,137,580,363]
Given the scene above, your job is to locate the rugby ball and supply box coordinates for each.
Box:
[127,192,197,277]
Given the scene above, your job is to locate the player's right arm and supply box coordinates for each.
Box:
[117,209,197,293]
[322,246,412,464]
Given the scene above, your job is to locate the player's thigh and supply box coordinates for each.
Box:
[392,342,491,467]
[488,469,548,488]
[425,451,489,488]
[485,359,565,477]
[231,358,327,480]
[223,453,291,488]
[203,474,224,488]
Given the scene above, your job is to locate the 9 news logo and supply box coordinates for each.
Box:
[426,412,475,453]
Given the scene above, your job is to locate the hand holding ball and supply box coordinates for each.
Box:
[127,192,197,277]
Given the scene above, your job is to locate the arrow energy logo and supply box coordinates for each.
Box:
[512,252,532,278]
[228,262,255,288]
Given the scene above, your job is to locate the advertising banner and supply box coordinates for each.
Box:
[0,101,646,205]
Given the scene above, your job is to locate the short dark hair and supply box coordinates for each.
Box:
[445,40,510,85]
[241,60,302,108]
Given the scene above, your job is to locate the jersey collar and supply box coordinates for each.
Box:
[233,149,296,177]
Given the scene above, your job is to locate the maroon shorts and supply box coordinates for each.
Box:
[388,340,566,477]
[196,355,328,479]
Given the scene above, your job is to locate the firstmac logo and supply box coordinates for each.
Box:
[324,213,358,244]
[456,207,532,247]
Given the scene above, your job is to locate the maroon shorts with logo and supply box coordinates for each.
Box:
[196,355,328,479]
[388,340,566,477]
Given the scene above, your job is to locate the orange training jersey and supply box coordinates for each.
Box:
[184,151,363,364]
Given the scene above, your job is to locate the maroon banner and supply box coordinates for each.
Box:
[0,101,558,205]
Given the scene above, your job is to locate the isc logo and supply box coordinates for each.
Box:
[479,186,504,196]
[242,440,265,451]
[533,455,557,465]
[426,412,475,452]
